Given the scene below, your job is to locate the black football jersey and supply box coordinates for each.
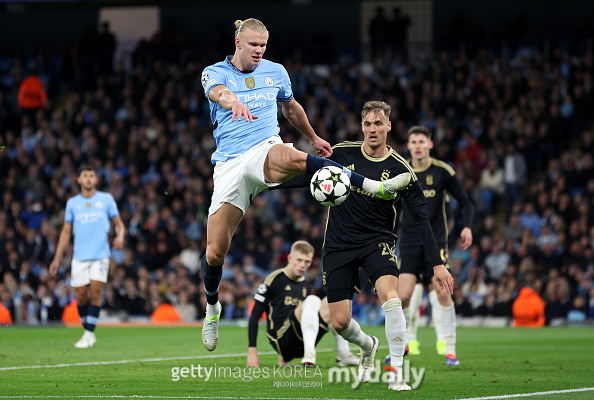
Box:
[400,158,472,246]
[324,141,422,248]
[254,268,310,337]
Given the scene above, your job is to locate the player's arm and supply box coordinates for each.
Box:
[445,174,475,250]
[49,223,72,276]
[403,180,454,293]
[280,98,331,157]
[209,85,258,122]
[247,281,271,367]
[112,216,126,250]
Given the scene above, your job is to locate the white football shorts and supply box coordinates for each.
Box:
[70,258,110,287]
[209,136,293,216]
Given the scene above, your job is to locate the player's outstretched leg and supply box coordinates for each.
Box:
[408,283,423,355]
[300,295,321,366]
[429,289,446,355]
[304,154,411,199]
[383,298,411,391]
[201,255,222,351]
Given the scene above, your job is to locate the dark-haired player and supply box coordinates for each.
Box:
[50,165,125,348]
[397,126,474,365]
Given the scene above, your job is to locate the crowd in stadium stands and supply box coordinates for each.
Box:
[1,32,594,326]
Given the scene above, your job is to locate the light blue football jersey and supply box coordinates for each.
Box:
[201,56,294,164]
[64,191,120,261]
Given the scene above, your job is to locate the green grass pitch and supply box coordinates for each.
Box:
[0,325,592,399]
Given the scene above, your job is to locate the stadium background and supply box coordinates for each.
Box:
[1,0,593,328]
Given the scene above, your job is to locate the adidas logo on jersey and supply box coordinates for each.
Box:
[285,285,291,291]
[346,164,355,171]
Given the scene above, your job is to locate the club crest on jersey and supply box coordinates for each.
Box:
[264,76,274,86]
[86,202,92,209]
[245,77,256,89]
[302,287,307,297]
[426,175,433,185]
[95,201,103,209]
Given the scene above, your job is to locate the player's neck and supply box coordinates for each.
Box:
[412,156,431,170]
[230,55,255,73]
[80,188,96,198]
[362,143,388,158]
[283,267,298,281]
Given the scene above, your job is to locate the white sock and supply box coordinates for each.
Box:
[429,290,444,342]
[300,296,321,355]
[382,298,406,371]
[206,302,220,317]
[362,178,381,194]
[441,303,456,355]
[330,324,352,358]
[339,318,372,353]
[409,284,423,342]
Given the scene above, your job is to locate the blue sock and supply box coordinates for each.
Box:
[85,305,100,332]
[78,303,88,328]
[306,154,364,188]
[201,255,223,305]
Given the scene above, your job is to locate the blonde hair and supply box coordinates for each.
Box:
[361,100,391,121]
[234,18,268,38]
[290,240,314,256]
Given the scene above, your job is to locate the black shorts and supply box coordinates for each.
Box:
[323,240,399,303]
[267,311,329,362]
[398,244,449,284]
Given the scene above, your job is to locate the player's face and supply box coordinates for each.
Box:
[235,28,268,71]
[407,133,433,160]
[361,111,391,149]
[77,170,97,191]
[287,251,313,277]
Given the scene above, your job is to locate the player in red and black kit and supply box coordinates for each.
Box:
[275,101,453,392]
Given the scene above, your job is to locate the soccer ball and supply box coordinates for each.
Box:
[310,166,350,206]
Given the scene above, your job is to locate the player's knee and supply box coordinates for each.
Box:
[303,295,322,312]
[205,247,225,266]
[331,317,350,333]
[399,291,412,304]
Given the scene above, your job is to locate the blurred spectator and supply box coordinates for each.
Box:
[17,71,47,112]
[512,286,545,327]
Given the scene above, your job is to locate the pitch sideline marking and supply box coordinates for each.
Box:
[0,346,356,371]
[452,387,594,400]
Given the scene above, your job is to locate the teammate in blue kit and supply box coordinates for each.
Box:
[199,18,412,351]
[50,166,125,348]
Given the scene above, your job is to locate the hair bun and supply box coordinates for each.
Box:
[234,20,243,29]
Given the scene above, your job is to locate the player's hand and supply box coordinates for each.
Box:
[49,259,61,277]
[460,227,473,250]
[231,99,258,122]
[113,235,124,250]
[433,264,454,294]
[247,347,259,367]
[311,136,332,158]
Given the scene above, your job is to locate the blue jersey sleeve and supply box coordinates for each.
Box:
[107,194,120,219]
[201,66,225,99]
[277,65,294,103]
[64,199,74,223]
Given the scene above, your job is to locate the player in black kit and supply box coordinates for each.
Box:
[398,126,474,366]
[276,101,453,392]
[246,240,359,367]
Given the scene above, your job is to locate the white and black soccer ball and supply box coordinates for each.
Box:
[310,166,351,206]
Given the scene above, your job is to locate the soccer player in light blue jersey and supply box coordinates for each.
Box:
[199,18,413,352]
[50,165,125,348]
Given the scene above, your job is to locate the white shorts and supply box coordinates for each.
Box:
[209,136,292,216]
[70,258,110,287]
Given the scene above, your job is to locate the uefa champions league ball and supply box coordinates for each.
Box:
[310,166,351,206]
